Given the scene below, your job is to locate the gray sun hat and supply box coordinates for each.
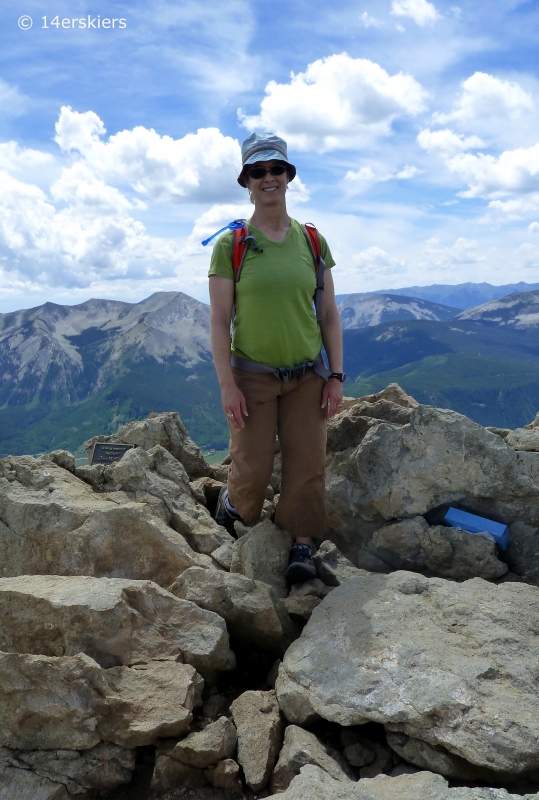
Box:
[237,132,296,187]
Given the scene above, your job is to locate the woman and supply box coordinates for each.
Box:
[208,131,344,583]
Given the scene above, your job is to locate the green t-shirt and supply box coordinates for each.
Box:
[208,219,335,369]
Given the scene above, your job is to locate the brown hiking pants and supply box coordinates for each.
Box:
[227,366,327,540]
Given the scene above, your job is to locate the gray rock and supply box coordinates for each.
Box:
[101,445,234,556]
[230,519,293,598]
[0,742,135,794]
[343,743,376,768]
[0,652,202,750]
[276,571,539,774]
[325,401,539,560]
[506,522,539,585]
[212,542,235,570]
[0,455,212,586]
[505,428,539,451]
[169,717,237,769]
[206,759,243,793]
[169,566,299,654]
[230,690,282,791]
[151,754,208,792]
[283,594,322,624]
[386,732,506,782]
[0,763,70,799]
[313,541,363,586]
[0,574,235,678]
[271,725,354,792]
[42,450,76,473]
[84,411,210,479]
[265,765,539,800]
[486,427,511,440]
[359,517,507,581]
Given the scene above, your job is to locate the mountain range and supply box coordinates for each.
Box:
[3,283,539,458]
[372,281,539,310]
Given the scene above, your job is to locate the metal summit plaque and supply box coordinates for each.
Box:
[90,443,135,466]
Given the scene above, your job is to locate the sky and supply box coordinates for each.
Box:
[1,0,539,312]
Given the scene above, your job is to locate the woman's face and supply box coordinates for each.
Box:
[245,160,290,207]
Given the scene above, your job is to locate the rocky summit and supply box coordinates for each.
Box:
[2,392,539,799]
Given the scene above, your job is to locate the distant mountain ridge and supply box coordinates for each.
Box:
[0,292,219,458]
[4,284,539,458]
[367,282,539,310]
[337,293,458,329]
[456,290,539,327]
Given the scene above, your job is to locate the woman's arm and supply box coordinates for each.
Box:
[319,270,344,419]
[209,275,248,429]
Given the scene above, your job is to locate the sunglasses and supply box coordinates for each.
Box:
[246,164,288,180]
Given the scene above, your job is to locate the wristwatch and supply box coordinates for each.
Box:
[329,372,346,382]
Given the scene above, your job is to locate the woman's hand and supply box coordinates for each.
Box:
[221,382,249,429]
[322,378,343,419]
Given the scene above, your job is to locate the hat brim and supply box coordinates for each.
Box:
[237,150,296,187]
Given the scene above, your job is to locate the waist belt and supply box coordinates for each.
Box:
[231,351,331,383]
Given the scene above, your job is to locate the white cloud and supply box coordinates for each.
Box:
[529,222,539,233]
[391,0,440,26]
[0,168,180,289]
[485,195,539,220]
[55,106,243,204]
[239,53,426,152]
[395,165,422,179]
[344,163,422,192]
[360,12,382,28]
[0,79,27,118]
[434,72,533,125]
[0,142,53,172]
[444,142,539,198]
[517,243,539,268]
[345,246,406,278]
[417,128,485,157]
[424,236,485,268]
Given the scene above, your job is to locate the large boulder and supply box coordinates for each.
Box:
[276,571,539,775]
[358,517,507,581]
[84,411,210,479]
[0,575,235,677]
[271,725,354,792]
[0,743,135,795]
[230,519,293,599]
[265,764,539,800]
[169,567,299,654]
[165,716,237,769]
[0,652,202,750]
[326,395,539,561]
[230,690,282,791]
[505,428,539,452]
[0,455,213,586]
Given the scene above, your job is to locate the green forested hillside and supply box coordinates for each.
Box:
[0,358,228,458]
[344,320,539,428]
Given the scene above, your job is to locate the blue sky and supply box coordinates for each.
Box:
[1,0,539,312]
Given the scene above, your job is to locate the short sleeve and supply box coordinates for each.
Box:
[208,231,234,279]
[318,231,336,270]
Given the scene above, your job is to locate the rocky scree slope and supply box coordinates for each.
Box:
[2,396,539,798]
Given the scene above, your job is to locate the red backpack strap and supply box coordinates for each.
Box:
[232,223,249,282]
[302,223,325,323]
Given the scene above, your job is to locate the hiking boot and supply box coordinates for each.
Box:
[214,486,241,536]
[286,543,317,584]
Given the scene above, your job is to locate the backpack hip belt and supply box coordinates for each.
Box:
[231,351,330,383]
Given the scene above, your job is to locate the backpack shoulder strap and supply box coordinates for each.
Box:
[232,222,249,283]
[302,223,325,323]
